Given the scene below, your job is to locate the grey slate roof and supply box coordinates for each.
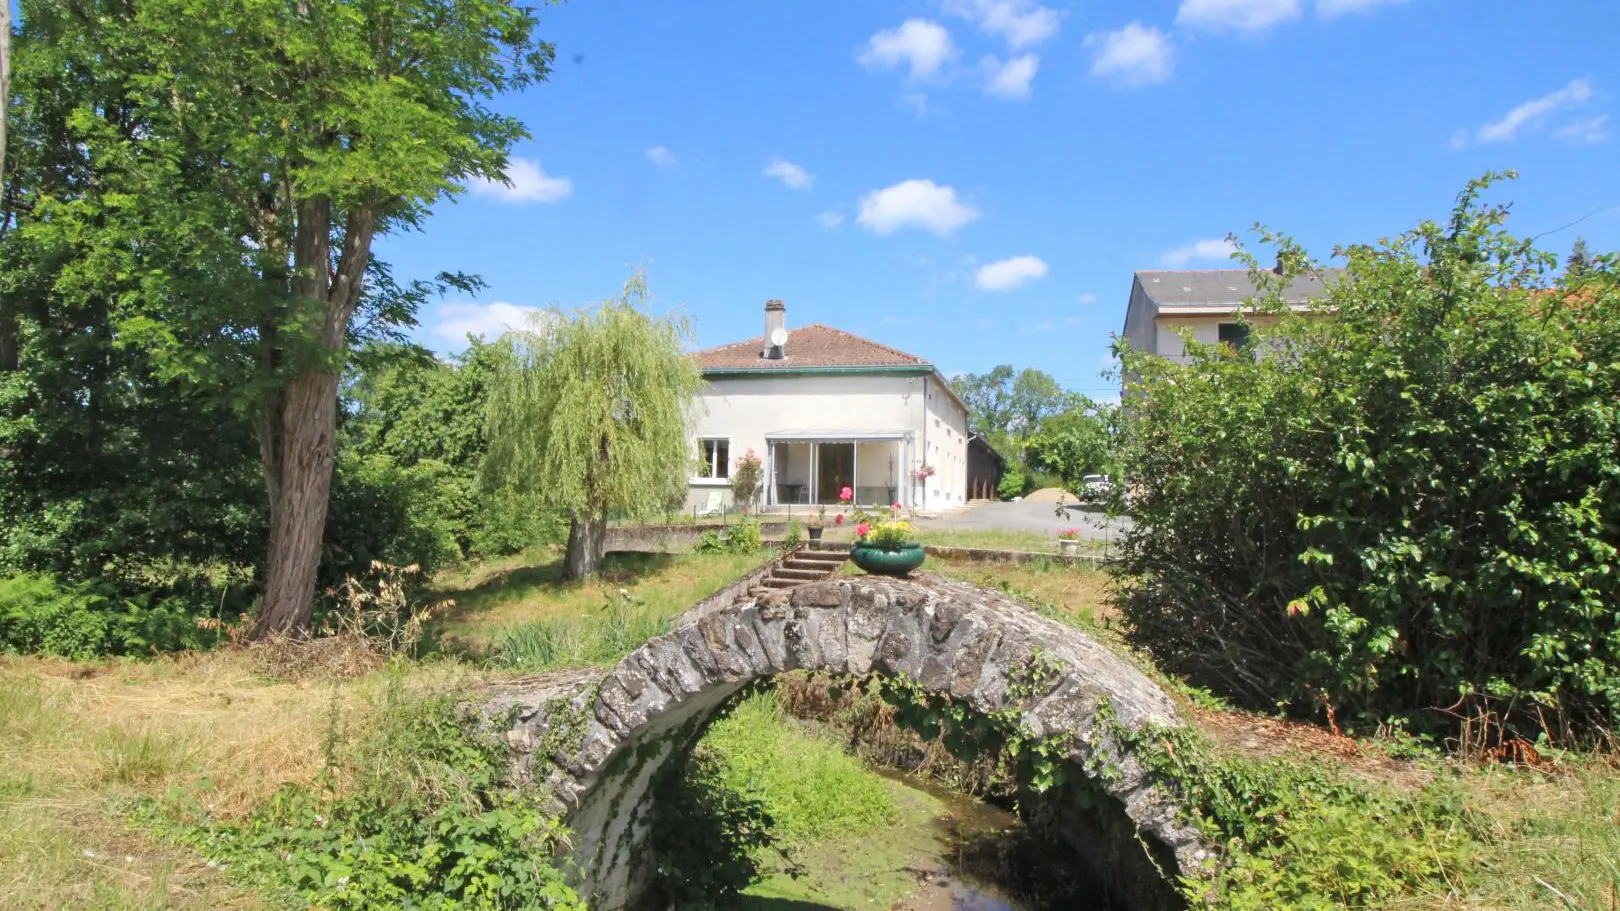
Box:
[1136,268,1344,308]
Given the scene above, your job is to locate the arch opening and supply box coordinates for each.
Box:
[488,576,1214,910]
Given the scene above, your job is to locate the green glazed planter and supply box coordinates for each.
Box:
[849,542,925,576]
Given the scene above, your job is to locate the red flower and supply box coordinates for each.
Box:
[856,523,871,538]
[834,514,844,525]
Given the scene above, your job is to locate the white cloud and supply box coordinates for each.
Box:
[818,210,845,228]
[762,157,814,190]
[431,301,548,344]
[980,54,1040,99]
[1477,79,1595,143]
[1077,292,1098,305]
[1162,238,1237,267]
[1084,23,1174,87]
[902,92,932,117]
[858,19,956,81]
[468,157,573,204]
[1316,0,1412,15]
[1063,315,1085,328]
[945,0,1061,48]
[1176,0,1302,34]
[1448,128,1470,150]
[644,145,677,168]
[975,255,1050,291]
[856,179,980,236]
[1555,114,1610,145]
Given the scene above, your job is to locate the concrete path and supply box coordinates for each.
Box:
[922,499,1131,543]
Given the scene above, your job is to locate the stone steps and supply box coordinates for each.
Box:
[747,545,847,594]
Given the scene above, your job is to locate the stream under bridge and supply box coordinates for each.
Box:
[482,574,1214,910]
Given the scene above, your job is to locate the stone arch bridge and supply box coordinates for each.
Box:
[484,575,1211,910]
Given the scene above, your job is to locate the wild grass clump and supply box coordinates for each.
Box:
[151,676,583,911]
[699,689,898,845]
[490,588,669,671]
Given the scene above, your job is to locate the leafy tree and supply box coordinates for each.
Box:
[1115,175,1620,742]
[6,0,555,637]
[484,273,703,580]
[953,365,1017,437]
[1024,399,1120,494]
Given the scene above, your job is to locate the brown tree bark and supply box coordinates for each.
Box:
[249,204,375,639]
[564,510,607,580]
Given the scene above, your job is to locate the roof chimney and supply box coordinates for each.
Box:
[762,299,786,359]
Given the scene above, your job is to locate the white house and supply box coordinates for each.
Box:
[687,300,970,513]
[1120,265,1341,363]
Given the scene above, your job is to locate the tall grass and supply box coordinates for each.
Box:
[491,595,670,671]
[699,689,898,845]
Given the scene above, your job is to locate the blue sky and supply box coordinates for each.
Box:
[379,0,1620,400]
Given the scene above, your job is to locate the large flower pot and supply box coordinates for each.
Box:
[849,542,925,576]
[807,526,824,541]
[1057,539,1080,557]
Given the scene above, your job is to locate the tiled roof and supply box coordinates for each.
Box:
[1136,268,1344,307]
[695,323,930,371]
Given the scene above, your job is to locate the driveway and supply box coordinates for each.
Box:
[924,500,1131,543]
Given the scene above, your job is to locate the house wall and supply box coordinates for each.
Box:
[1121,281,1159,355]
[1155,313,1284,362]
[686,373,925,511]
[922,376,970,508]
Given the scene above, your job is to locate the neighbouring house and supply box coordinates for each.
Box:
[687,300,971,514]
[1120,262,1342,367]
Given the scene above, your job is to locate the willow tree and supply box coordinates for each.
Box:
[484,273,703,579]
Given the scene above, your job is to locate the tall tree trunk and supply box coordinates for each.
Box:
[564,510,606,580]
[251,369,341,637]
[248,204,374,639]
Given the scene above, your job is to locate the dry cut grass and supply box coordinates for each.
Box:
[0,652,486,911]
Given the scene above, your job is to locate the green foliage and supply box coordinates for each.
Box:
[781,522,803,551]
[484,272,703,522]
[0,573,225,659]
[491,589,671,671]
[154,683,582,911]
[1023,399,1120,497]
[646,749,779,908]
[700,690,898,845]
[339,340,565,565]
[996,469,1026,501]
[695,517,764,556]
[1116,722,1482,909]
[1115,175,1620,741]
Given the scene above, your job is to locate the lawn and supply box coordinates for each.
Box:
[426,547,770,647]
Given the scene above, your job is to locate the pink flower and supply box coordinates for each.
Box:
[892,501,903,511]
[856,523,871,538]
[839,486,853,502]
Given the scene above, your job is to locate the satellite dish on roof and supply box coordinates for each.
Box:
[770,327,789,347]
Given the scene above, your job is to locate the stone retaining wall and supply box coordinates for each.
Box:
[604,521,789,554]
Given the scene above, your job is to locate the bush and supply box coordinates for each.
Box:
[997,469,1026,500]
[0,573,223,659]
[154,682,583,911]
[1114,176,1620,741]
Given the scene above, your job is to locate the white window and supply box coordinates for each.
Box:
[698,438,730,479]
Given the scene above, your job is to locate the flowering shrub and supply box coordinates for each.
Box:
[858,520,915,551]
[730,449,764,512]
[1056,528,1081,541]
[913,465,935,482]
[839,486,853,503]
